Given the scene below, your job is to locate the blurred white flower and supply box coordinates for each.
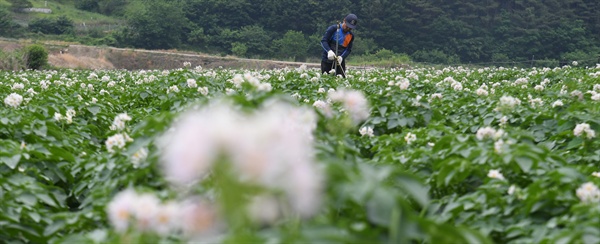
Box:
[133,193,160,232]
[54,112,63,121]
[397,78,410,90]
[404,132,417,145]
[106,133,129,153]
[183,61,192,67]
[107,189,138,233]
[187,79,197,88]
[534,85,544,91]
[198,86,209,96]
[508,185,517,195]
[592,172,600,178]
[168,85,179,93]
[328,89,370,123]
[11,83,24,90]
[552,100,564,107]
[476,88,488,96]
[430,93,443,101]
[496,95,521,111]
[66,109,76,118]
[153,201,181,236]
[4,93,23,108]
[131,147,148,167]
[359,126,374,137]
[487,169,505,180]
[313,100,332,117]
[572,61,578,66]
[476,127,502,140]
[576,182,600,203]
[247,195,280,224]
[494,139,506,153]
[26,88,37,95]
[110,113,132,131]
[180,199,219,238]
[257,82,272,92]
[499,116,509,127]
[574,123,596,139]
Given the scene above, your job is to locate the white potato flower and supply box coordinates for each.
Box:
[4,93,23,108]
[359,126,374,137]
[574,123,596,139]
[487,169,505,180]
[576,182,600,203]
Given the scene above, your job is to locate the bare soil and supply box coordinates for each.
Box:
[0,38,322,70]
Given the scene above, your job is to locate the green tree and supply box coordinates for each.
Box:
[25,44,48,70]
[122,0,188,49]
[7,0,32,11]
[273,30,309,61]
[235,25,273,58]
[28,16,74,35]
[0,7,21,37]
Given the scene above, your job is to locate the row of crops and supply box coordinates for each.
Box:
[1,63,599,243]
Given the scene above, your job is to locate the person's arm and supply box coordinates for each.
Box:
[340,35,354,59]
[320,25,336,52]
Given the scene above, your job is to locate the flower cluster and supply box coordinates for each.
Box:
[328,89,370,123]
[496,95,522,112]
[54,109,76,124]
[476,127,504,140]
[487,169,506,180]
[576,182,600,203]
[404,132,417,144]
[157,99,323,222]
[4,93,23,108]
[573,123,596,139]
[110,113,132,131]
[107,189,219,237]
[106,133,133,153]
[359,126,374,137]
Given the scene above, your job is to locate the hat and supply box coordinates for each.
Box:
[345,14,358,29]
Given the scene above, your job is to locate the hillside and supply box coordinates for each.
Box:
[1,0,122,28]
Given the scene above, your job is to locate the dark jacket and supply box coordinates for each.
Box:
[321,24,354,62]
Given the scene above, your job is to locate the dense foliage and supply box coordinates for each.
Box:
[4,0,599,65]
[28,16,75,35]
[116,0,600,64]
[1,63,599,243]
[24,44,48,70]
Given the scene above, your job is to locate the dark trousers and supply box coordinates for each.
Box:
[321,60,346,78]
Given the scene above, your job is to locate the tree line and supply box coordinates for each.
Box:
[2,0,599,65]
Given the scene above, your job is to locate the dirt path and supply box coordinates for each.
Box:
[53,44,324,70]
[1,38,375,70]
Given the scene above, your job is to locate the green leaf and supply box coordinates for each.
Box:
[396,174,430,206]
[387,119,399,129]
[378,106,388,117]
[33,123,47,137]
[366,188,396,227]
[515,156,533,173]
[48,146,75,162]
[28,212,41,223]
[37,193,57,208]
[1,154,21,169]
[17,194,37,206]
[44,220,65,237]
[566,137,583,149]
[87,106,101,115]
